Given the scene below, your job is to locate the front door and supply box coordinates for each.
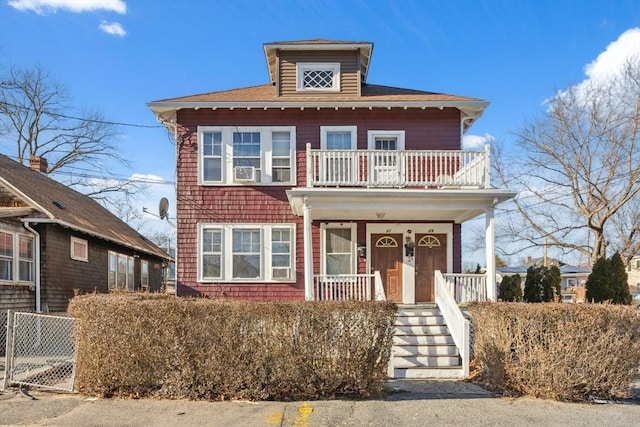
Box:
[415,234,447,303]
[371,233,403,302]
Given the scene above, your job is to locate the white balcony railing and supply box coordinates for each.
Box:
[313,271,385,301]
[306,144,489,188]
[442,273,488,304]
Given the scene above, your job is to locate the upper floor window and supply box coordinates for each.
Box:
[0,230,34,284]
[70,236,88,262]
[297,63,340,92]
[198,126,296,185]
[320,126,357,150]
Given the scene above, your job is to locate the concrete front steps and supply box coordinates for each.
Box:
[391,305,465,379]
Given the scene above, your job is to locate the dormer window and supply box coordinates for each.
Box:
[297,63,340,92]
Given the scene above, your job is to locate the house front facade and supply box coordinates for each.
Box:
[0,154,170,312]
[149,39,515,305]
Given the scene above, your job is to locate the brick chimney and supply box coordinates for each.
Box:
[29,156,48,173]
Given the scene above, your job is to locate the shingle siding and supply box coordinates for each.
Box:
[175,107,463,300]
[37,224,165,312]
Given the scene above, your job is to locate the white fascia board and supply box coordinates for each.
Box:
[147,100,489,114]
[0,176,55,219]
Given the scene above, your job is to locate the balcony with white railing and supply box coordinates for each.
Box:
[305,143,490,189]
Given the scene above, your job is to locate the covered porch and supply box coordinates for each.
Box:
[287,187,515,304]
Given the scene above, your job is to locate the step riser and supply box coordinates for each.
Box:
[393,345,458,357]
[395,316,444,326]
[395,325,449,335]
[394,356,461,368]
[394,368,465,379]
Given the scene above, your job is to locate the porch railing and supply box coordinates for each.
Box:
[435,270,470,378]
[313,271,385,301]
[442,273,487,303]
[306,143,489,188]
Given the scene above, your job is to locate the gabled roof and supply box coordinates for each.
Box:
[0,154,169,260]
[263,39,374,84]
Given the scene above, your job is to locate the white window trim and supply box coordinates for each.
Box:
[70,236,88,262]
[141,260,149,288]
[108,250,134,291]
[0,229,34,285]
[367,130,406,150]
[320,223,357,275]
[320,126,357,149]
[296,62,341,92]
[197,126,296,186]
[198,223,296,283]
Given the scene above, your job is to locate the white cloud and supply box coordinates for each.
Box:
[462,133,494,150]
[8,0,127,14]
[99,20,126,37]
[554,28,640,102]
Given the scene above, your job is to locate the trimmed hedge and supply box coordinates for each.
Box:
[68,293,396,400]
[468,302,640,401]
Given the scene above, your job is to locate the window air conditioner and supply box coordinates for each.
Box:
[234,166,256,182]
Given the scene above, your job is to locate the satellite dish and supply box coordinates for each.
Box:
[159,197,169,220]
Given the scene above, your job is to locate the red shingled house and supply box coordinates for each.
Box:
[148,39,515,378]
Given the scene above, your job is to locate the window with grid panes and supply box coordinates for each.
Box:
[297,63,340,91]
[199,224,295,282]
[271,131,291,182]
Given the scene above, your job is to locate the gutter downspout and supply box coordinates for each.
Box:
[22,220,41,312]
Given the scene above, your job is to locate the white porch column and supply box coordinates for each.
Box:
[485,206,497,301]
[302,197,314,301]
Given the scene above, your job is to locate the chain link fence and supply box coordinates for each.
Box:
[1,310,7,386]
[3,312,76,392]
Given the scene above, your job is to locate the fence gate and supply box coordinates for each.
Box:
[2,311,76,392]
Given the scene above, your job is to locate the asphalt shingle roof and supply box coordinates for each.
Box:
[0,154,168,259]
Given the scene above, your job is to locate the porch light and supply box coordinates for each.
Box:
[376,212,386,219]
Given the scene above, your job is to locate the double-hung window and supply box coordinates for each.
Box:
[198,126,296,185]
[297,63,340,92]
[199,224,295,282]
[321,223,356,275]
[141,261,149,288]
[108,251,134,291]
[0,230,34,284]
[320,126,357,184]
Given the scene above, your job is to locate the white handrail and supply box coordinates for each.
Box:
[435,270,469,378]
[373,271,386,301]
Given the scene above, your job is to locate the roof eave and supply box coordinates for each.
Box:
[21,217,170,260]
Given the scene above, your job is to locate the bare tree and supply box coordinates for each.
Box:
[494,58,640,265]
[0,64,143,205]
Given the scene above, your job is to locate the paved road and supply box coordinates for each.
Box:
[1,380,639,426]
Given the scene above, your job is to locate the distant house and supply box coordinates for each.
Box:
[497,257,591,302]
[627,255,640,295]
[0,154,170,312]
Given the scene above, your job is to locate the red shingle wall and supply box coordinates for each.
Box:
[175,107,462,300]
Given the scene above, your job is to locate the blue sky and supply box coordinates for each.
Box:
[1,0,639,265]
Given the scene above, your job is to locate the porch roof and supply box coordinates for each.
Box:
[286,188,516,223]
